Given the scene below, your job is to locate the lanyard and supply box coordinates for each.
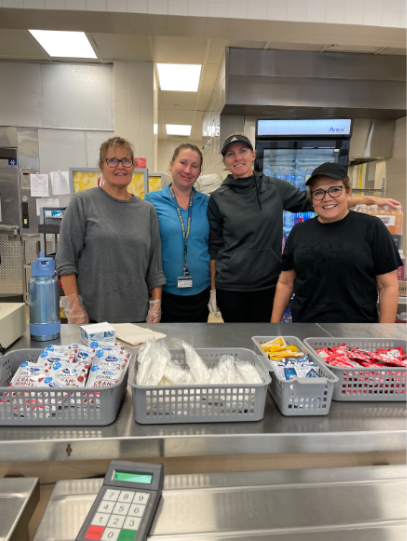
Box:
[169,185,193,276]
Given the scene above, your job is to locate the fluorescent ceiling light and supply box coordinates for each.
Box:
[154,124,158,135]
[29,30,97,59]
[166,125,192,136]
[157,64,201,92]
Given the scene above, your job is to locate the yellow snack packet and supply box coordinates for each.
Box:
[261,344,299,353]
[261,336,287,348]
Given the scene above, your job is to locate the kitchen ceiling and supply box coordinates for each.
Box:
[0,7,405,139]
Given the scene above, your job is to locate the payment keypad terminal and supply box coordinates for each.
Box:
[75,460,164,541]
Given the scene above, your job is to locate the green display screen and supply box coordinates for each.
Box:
[113,471,153,484]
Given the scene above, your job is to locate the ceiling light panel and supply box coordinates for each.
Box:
[166,125,192,136]
[29,30,97,59]
[157,64,201,92]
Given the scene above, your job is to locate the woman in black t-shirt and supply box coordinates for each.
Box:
[271,162,402,324]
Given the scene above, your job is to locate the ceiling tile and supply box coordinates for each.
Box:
[92,33,153,60]
[153,36,208,62]
[163,109,195,123]
[127,13,152,34]
[379,47,406,55]
[229,39,267,48]
[325,44,380,53]
[159,90,199,110]
[0,29,48,58]
[197,91,212,110]
[268,42,323,51]
[200,62,220,92]
[207,38,228,63]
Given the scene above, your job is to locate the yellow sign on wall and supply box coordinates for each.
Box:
[148,175,164,193]
[70,168,147,199]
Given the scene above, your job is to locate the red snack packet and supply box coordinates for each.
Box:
[316,348,332,359]
[348,350,370,362]
[326,356,359,368]
[377,348,406,360]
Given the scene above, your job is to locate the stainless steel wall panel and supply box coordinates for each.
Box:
[38,129,88,173]
[227,77,406,111]
[0,235,23,295]
[228,49,407,82]
[40,64,113,130]
[0,63,42,128]
[17,127,40,236]
[85,131,114,168]
[350,119,395,161]
[0,127,18,147]
[223,48,406,121]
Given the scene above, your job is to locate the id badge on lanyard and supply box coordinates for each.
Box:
[169,185,194,289]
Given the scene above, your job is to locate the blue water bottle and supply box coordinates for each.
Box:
[29,252,60,341]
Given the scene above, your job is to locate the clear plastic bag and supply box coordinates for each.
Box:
[136,340,170,386]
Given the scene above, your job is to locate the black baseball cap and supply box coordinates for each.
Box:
[221,134,253,156]
[305,162,348,186]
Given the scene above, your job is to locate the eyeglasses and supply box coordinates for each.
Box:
[105,158,133,168]
[311,186,345,201]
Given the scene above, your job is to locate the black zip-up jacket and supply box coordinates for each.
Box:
[207,171,313,291]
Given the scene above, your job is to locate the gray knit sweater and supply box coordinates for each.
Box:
[57,187,166,323]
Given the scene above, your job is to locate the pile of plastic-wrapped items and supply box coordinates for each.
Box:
[136,340,263,386]
[8,342,130,390]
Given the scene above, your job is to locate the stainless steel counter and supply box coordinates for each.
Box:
[0,477,40,541]
[1,323,406,463]
[33,465,407,540]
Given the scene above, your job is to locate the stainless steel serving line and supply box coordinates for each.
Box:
[0,323,406,463]
[0,477,40,541]
[33,465,407,541]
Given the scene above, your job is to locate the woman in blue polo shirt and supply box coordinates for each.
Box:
[145,143,211,322]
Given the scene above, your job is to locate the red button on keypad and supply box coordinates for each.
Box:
[85,525,104,540]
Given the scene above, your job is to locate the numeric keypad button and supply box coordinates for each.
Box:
[91,513,110,527]
[133,492,149,505]
[107,514,125,529]
[113,502,130,516]
[97,501,115,514]
[129,503,146,517]
[103,489,120,502]
[123,517,141,531]
[101,528,120,541]
[118,490,134,503]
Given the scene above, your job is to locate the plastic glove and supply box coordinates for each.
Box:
[146,299,161,323]
[60,293,89,324]
[208,289,220,318]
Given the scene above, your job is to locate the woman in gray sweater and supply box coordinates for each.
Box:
[57,136,166,324]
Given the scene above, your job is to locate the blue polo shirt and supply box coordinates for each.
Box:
[145,185,210,295]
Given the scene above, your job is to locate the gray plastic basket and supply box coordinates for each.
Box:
[252,336,338,416]
[129,348,271,424]
[0,349,130,426]
[304,337,407,402]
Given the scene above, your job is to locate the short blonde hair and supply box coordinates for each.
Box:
[99,136,134,165]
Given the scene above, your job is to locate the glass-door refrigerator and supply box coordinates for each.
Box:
[255,118,352,249]
[255,119,352,322]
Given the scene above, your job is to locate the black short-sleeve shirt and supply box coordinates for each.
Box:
[282,211,402,323]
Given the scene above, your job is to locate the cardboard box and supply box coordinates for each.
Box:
[398,281,406,297]
[0,303,26,349]
[80,322,116,346]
